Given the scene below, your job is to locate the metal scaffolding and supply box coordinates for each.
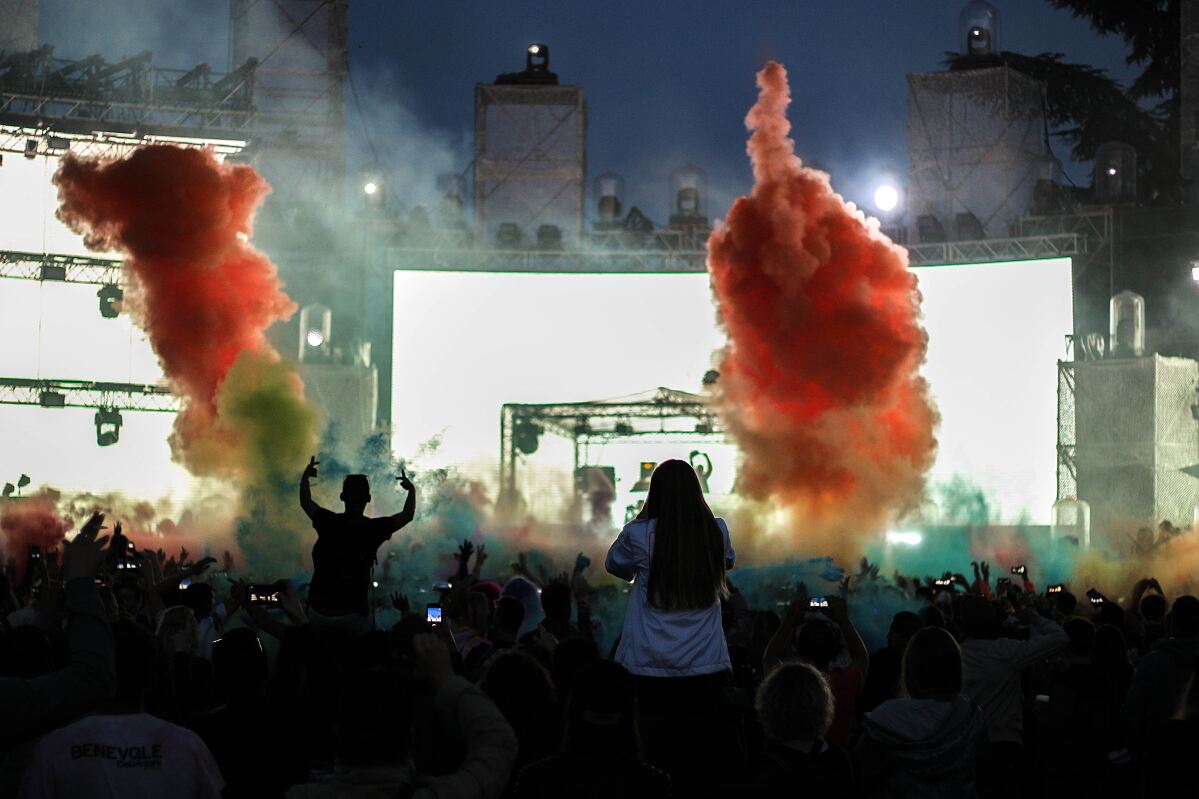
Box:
[0,249,122,284]
[498,387,724,508]
[0,378,177,412]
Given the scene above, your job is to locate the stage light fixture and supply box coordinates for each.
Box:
[631,461,657,492]
[97,284,124,318]
[1192,265,1199,283]
[95,407,123,447]
[885,530,923,547]
[299,303,332,362]
[23,138,37,159]
[363,181,379,195]
[17,474,29,490]
[528,44,541,55]
[514,419,543,455]
[2,484,13,498]
[39,391,65,408]
[873,184,900,213]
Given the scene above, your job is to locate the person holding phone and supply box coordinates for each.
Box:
[299,456,416,635]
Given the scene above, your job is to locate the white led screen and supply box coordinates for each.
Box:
[393,259,1073,524]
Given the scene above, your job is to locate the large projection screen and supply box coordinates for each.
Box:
[393,258,1073,524]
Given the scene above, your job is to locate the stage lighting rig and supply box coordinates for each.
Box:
[514,419,543,455]
[97,284,124,318]
[299,303,332,362]
[95,407,123,447]
[873,184,900,214]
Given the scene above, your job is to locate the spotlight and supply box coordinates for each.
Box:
[873,183,900,213]
[298,303,331,362]
[514,419,543,455]
[631,461,656,492]
[1192,265,1199,283]
[885,530,923,547]
[528,44,541,55]
[97,284,123,319]
[363,181,379,196]
[95,407,123,447]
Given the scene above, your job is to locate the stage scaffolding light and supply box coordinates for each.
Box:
[95,408,123,447]
[363,181,379,196]
[97,284,124,319]
[873,183,900,213]
[299,303,332,362]
[631,461,656,492]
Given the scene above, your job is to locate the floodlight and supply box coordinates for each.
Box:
[631,462,656,492]
[1192,266,1199,283]
[16,474,29,489]
[95,408,123,447]
[363,181,379,195]
[885,531,923,547]
[528,44,541,55]
[306,329,325,348]
[873,184,900,213]
[97,284,124,319]
[299,303,332,362]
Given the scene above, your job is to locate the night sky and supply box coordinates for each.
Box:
[36,0,1138,223]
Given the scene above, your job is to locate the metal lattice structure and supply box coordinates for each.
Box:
[0,378,177,412]
[0,249,122,284]
[1072,356,1199,541]
[474,83,586,246]
[0,46,259,136]
[499,388,724,507]
[908,66,1050,241]
[1057,360,1077,501]
[229,0,347,204]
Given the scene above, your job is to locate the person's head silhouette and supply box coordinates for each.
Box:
[341,474,371,514]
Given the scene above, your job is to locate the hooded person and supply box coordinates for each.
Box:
[854,627,987,799]
[1122,594,1199,759]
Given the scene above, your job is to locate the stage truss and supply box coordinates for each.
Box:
[498,387,725,508]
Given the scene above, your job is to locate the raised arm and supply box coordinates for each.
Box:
[827,594,870,678]
[299,456,323,520]
[0,513,114,750]
[386,468,417,533]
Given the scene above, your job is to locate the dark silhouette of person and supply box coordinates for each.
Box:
[299,456,415,634]
[690,450,712,494]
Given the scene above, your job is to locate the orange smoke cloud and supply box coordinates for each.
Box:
[54,145,318,572]
[708,62,938,555]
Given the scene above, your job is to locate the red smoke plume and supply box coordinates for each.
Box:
[54,146,318,571]
[54,145,308,477]
[708,62,937,554]
[1,496,71,576]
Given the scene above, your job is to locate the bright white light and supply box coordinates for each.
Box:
[305,329,325,348]
[1107,167,1118,176]
[528,45,541,54]
[886,531,924,547]
[363,181,379,196]
[873,184,900,213]
[1192,266,1199,283]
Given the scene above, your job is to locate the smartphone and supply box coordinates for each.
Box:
[116,559,138,571]
[1086,588,1104,606]
[934,578,953,588]
[28,545,41,560]
[808,597,829,609]
[179,578,191,590]
[1012,565,1027,576]
[1047,584,1064,595]
[426,603,443,627]
[247,584,282,606]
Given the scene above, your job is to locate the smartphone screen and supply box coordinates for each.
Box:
[1086,588,1104,606]
[808,597,828,609]
[1047,584,1064,595]
[247,584,282,606]
[28,546,41,560]
[179,578,191,590]
[935,579,953,588]
[426,603,443,626]
[1011,565,1027,576]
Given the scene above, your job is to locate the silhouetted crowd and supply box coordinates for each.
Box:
[1,458,1196,798]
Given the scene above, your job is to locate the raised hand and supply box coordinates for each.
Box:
[573,552,591,575]
[396,467,414,493]
[455,539,475,565]
[391,591,411,614]
[302,456,319,481]
[187,556,218,577]
[474,543,488,566]
[63,512,110,582]
[825,593,850,620]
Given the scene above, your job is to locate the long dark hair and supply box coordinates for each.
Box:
[639,459,727,611]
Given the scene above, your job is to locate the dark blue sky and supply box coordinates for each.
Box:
[38,0,1137,222]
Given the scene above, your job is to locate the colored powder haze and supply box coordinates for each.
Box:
[54,146,319,572]
[708,62,939,559]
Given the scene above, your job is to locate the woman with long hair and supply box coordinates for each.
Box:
[605,459,738,792]
[605,458,734,677]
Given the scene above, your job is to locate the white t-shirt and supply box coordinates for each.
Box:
[605,517,735,677]
[18,713,224,799]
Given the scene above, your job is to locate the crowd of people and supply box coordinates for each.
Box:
[0,455,1196,798]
